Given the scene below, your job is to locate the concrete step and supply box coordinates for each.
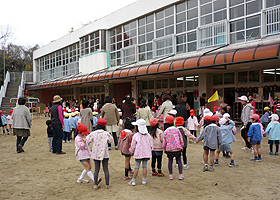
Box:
[1,81,21,115]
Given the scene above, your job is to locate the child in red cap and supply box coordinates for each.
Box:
[175,117,197,169]
[6,110,13,134]
[86,119,113,189]
[195,115,222,172]
[187,109,199,138]
[163,116,185,180]
[75,124,101,185]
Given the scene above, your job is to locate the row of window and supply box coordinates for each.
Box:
[142,76,199,90]
[213,68,280,85]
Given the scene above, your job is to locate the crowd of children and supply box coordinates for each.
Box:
[38,94,280,190]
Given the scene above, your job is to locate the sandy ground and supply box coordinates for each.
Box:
[0,117,280,200]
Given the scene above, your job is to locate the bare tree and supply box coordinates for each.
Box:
[0,25,12,48]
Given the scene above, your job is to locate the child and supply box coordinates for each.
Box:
[163,109,177,130]
[187,109,199,138]
[6,110,13,134]
[247,114,262,161]
[265,114,280,155]
[199,108,213,131]
[86,119,113,189]
[46,120,53,152]
[260,106,271,130]
[75,124,102,185]
[196,115,222,172]
[163,116,184,180]
[149,118,164,177]
[0,110,9,135]
[92,112,98,129]
[151,107,157,118]
[128,119,153,186]
[117,118,135,179]
[214,117,238,167]
[70,112,78,139]
[175,117,197,169]
[63,113,71,143]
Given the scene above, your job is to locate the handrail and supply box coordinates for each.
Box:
[18,71,26,98]
[0,71,10,107]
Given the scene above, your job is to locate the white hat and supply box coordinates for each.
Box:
[223,113,230,119]
[68,109,71,113]
[219,118,227,126]
[132,119,148,134]
[117,108,121,112]
[238,95,248,102]
[168,109,177,116]
[203,108,213,117]
[75,108,79,111]
[270,114,279,122]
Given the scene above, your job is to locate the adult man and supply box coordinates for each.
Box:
[50,95,66,154]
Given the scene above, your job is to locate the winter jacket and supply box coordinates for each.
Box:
[163,126,184,152]
[75,134,91,160]
[101,103,119,126]
[175,104,187,121]
[260,111,271,123]
[121,102,136,119]
[219,120,236,145]
[63,118,71,132]
[177,126,196,148]
[247,123,262,141]
[197,124,222,150]
[117,129,134,155]
[156,100,173,121]
[151,128,164,151]
[187,116,199,130]
[265,122,280,140]
[137,106,152,126]
[80,107,93,132]
[11,105,32,129]
[69,117,78,130]
[129,132,153,159]
[241,103,254,126]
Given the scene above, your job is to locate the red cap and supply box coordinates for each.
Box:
[151,107,156,110]
[165,115,174,124]
[97,118,107,126]
[175,117,184,126]
[136,106,139,109]
[211,115,220,121]
[94,108,98,111]
[204,116,212,121]
[9,110,13,115]
[250,114,259,121]
[77,124,89,136]
[150,118,159,127]
[190,109,195,116]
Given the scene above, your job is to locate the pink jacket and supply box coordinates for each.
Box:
[163,127,184,152]
[86,130,113,160]
[117,129,134,155]
[152,128,164,151]
[129,132,153,159]
[187,116,199,130]
[177,126,197,141]
[75,134,91,161]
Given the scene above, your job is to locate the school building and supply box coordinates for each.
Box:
[28,0,280,119]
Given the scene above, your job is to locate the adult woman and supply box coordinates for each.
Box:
[101,96,120,150]
[156,94,173,121]
[50,95,66,154]
[239,95,254,150]
[175,98,188,122]
[121,94,136,120]
[12,97,32,153]
[80,100,93,133]
[138,99,152,132]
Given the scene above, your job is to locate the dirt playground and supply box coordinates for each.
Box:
[0,117,279,200]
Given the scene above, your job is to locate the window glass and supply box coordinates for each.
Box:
[187,18,198,30]
[177,23,186,33]
[177,12,186,23]
[201,3,212,15]
[165,6,174,16]
[263,69,275,82]
[201,0,211,4]
[213,74,223,85]
[276,68,280,82]
[224,73,235,84]
[246,15,261,29]
[246,0,262,15]
[185,76,194,87]
[142,81,148,90]
[230,5,244,19]
[139,18,145,26]
[148,80,154,89]
[170,78,176,88]
[230,0,244,6]
[266,0,280,8]
[214,10,226,22]
[187,0,198,9]
[156,80,162,89]
[238,71,247,84]
[249,70,259,83]
[177,77,184,87]
[156,10,164,19]
[214,0,226,11]
[176,2,186,13]
[230,19,244,32]
[194,75,199,86]
[162,79,168,88]
[187,8,198,19]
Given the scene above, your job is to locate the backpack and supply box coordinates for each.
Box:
[178,127,187,148]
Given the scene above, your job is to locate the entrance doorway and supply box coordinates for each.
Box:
[114,82,132,105]
[224,87,235,109]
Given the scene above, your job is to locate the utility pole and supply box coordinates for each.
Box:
[3,46,5,81]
